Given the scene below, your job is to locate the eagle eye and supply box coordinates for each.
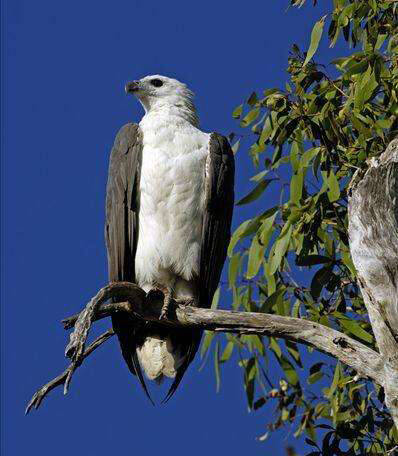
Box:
[150,79,163,88]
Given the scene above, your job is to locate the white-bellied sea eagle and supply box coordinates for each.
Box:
[105,75,235,402]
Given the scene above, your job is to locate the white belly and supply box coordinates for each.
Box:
[134,117,209,297]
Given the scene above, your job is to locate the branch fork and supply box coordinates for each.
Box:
[26,281,385,414]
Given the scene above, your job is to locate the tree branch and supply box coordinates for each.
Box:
[62,282,384,385]
[25,329,114,415]
[27,279,386,413]
[349,138,398,428]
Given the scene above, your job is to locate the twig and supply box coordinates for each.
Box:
[26,329,114,414]
[64,282,145,364]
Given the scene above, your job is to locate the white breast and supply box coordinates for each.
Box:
[134,112,209,292]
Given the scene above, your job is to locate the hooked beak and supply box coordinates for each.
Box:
[125,81,140,94]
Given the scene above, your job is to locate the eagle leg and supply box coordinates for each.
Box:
[159,287,173,320]
[145,285,174,320]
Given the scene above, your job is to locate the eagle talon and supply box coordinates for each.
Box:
[159,307,169,320]
[175,297,197,307]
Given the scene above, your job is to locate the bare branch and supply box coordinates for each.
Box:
[64,283,145,364]
[27,270,389,414]
[25,329,114,414]
[61,282,384,386]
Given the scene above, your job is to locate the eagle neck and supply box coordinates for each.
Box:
[141,103,199,128]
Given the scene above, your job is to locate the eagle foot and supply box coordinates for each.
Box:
[145,287,173,320]
[159,293,172,320]
[174,297,197,307]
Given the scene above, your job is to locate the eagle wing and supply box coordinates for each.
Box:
[163,132,235,402]
[105,123,153,402]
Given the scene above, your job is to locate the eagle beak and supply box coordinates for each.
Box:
[125,81,140,94]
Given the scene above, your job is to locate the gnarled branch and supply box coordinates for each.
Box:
[27,281,385,413]
[25,329,114,414]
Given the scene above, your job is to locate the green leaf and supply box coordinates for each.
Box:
[242,357,256,409]
[339,319,373,344]
[258,211,277,249]
[279,354,299,386]
[220,341,234,362]
[228,220,257,256]
[247,91,258,106]
[308,371,323,384]
[270,337,282,359]
[290,141,301,173]
[214,341,221,392]
[310,265,333,299]
[250,169,268,182]
[268,222,293,274]
[259,115,273,145]
[301,147,321,168]
[252,336,264,355]
[236,179,275,205]
[211,287,220,309]
[354,65,378,111]
[303,15,326,66]
[326,362,341,399]
[246,235,265,279]
[240,107,260,127]
[228,207,278,256]
[231,139,240,155]
[228,253,241,288]
[290,170,304,205]
[324,170,340,202]
[200,331,215,358]
[232,104,243,119]
[286,340,302,368]
[261,287,285,313]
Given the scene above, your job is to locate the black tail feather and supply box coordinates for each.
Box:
[162,330,203,404]
[111,313,154,405]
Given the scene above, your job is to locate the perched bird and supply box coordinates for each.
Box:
[105,75,235,402]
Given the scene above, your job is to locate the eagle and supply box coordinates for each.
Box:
[105,75,235,402]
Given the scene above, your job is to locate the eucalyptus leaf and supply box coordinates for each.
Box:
[303,15,326,66]
[237,179,275,205]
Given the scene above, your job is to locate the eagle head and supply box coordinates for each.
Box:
[125,75,198,124]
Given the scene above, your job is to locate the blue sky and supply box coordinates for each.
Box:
[1,1,345,455]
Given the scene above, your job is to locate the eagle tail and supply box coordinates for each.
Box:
[162,330,203,403]
[111,312,154,405]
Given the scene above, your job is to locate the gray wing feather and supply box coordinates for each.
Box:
[105,123,154,403]
[163,132,235,402]
[105,123,141,282]
[199,133,235,307]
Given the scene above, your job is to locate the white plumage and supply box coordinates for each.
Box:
[106,74,234,398]
[132,76,210,380]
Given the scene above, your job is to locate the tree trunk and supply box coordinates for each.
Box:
[348,138,398,428]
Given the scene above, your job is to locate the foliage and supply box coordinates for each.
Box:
[203,1,398,454]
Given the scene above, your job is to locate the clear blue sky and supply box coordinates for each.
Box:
[1,1,344,455]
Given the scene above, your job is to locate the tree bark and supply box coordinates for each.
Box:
[62,284,384,384]
[27,281,386,414]
[348,138,398,429]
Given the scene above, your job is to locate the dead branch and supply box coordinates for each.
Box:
[26,278,386,413]
[25,329,114,415]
